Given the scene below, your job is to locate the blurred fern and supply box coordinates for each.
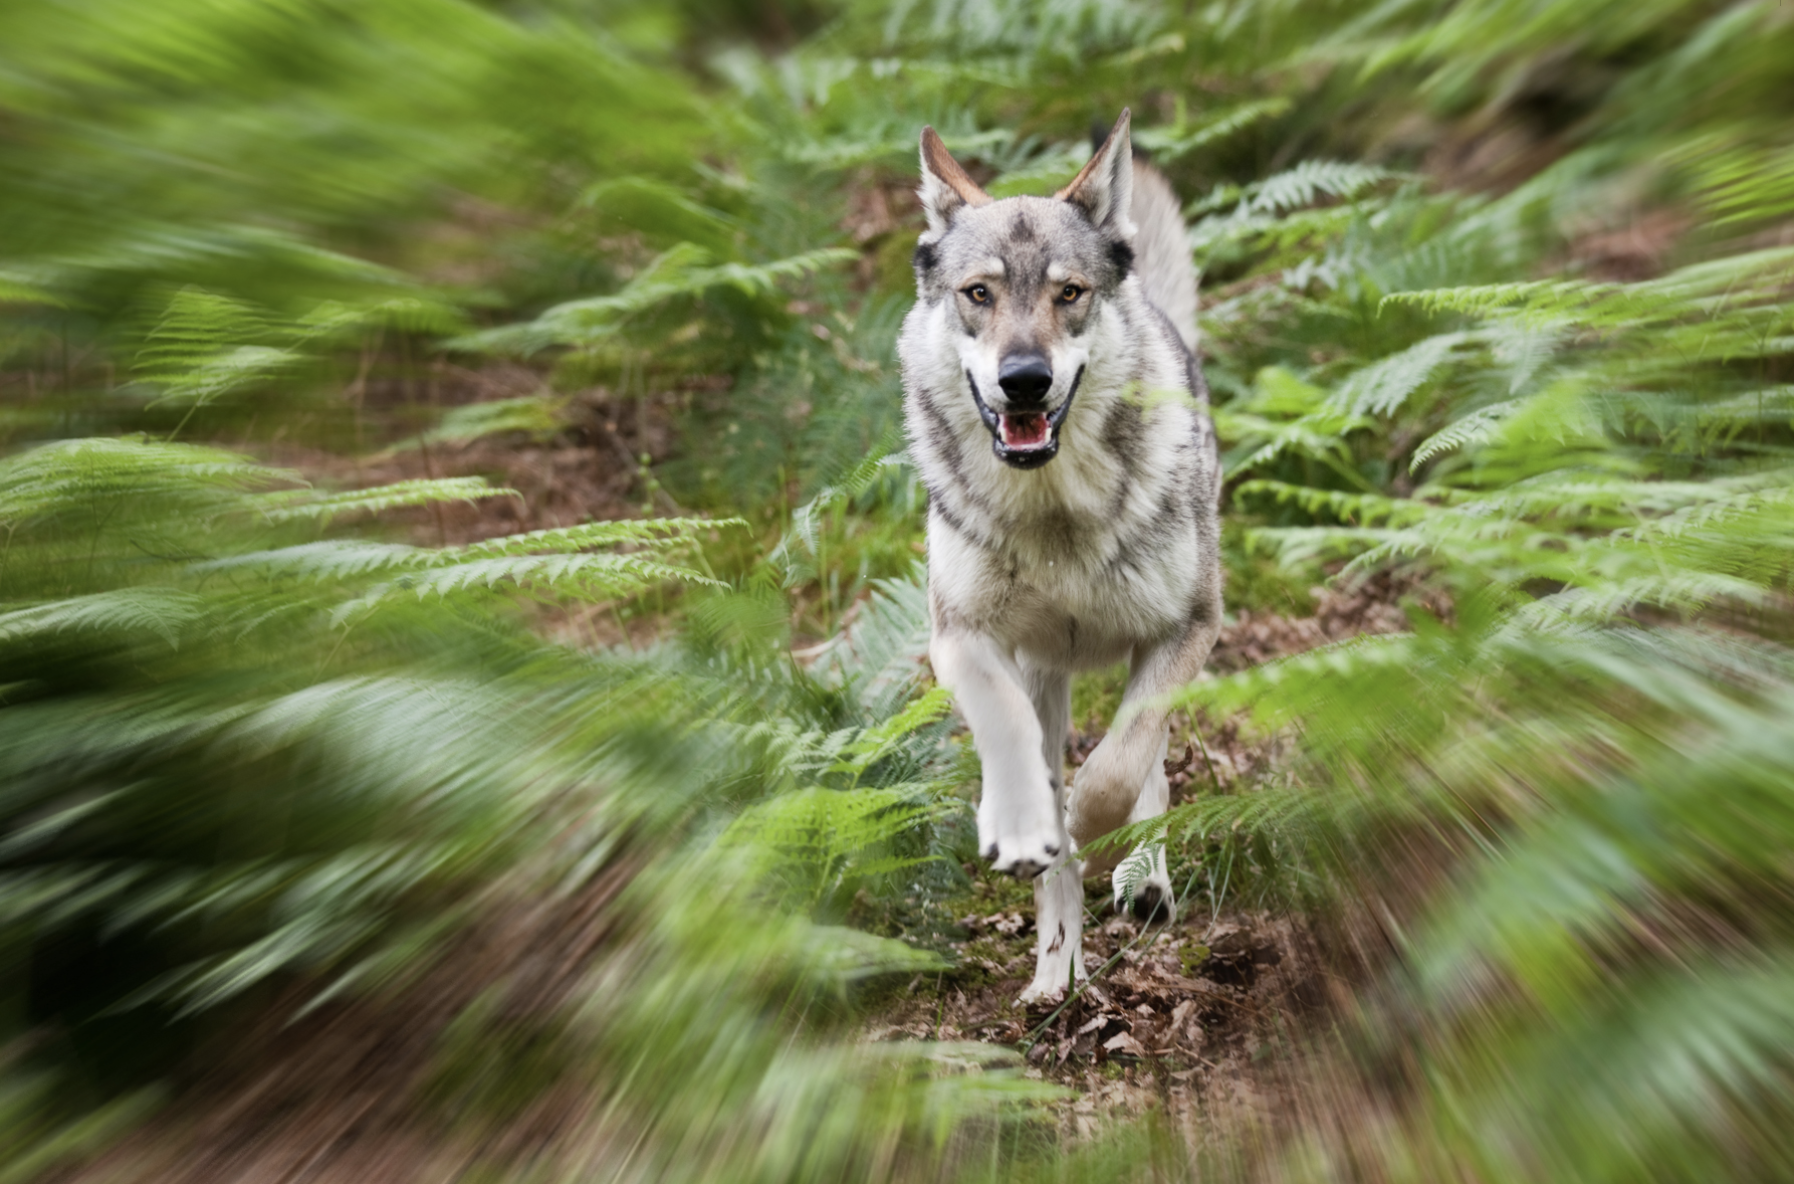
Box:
[5,0,1794,1179]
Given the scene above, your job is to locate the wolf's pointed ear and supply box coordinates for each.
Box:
[1058,109,1135,240]
[918,126,991,240]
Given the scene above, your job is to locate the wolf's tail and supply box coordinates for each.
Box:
[1129,159,1199,354]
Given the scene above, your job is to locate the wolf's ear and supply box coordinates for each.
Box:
[1058,109,1135,241]
[918,126,991,240]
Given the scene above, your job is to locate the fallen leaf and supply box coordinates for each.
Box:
[1102,1031,1148,1057]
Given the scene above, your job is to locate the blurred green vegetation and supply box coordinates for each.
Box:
[2,0,1793,1180]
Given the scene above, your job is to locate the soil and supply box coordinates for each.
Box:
[868,903,1321,1148]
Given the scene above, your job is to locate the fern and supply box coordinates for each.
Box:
[0,589,203,647]
[1329,331,1469,416]
[770,449,911,584]
[1109,844,1158,912]
[806,569,934,718]
[8,0,1794,1177]
[332,553,725,622]
[253,477,507,523]
[1190,160,1402,219]
[830,685,953,778]
[134,288,299,417]
[0,437,284,525]
[1135,97,1294,161]
[382,394,567,453]
[1409,400,1521,469]
[718,786,950,911]
[453,516,743,558]
[456,244,859,355]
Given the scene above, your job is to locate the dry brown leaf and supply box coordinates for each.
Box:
[1101,1031,1149,1057]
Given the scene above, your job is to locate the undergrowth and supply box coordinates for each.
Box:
[2,0,1793,1180]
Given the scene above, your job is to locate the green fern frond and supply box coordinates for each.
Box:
[718,785,950,908]
[1412,694,1794,1018]
[0,437,289,524]
[807,570,933,716]
[1135,97,1293,161]
[1235,480,1427,527]
[1098,784,1330,858]
[1330,332,1469,416]
[254,478,507,523]
[456,244,858,354]
[0,589,203,647]
[1382,247,1794,331]
[1190,160,1401,219]
[456,516,743,558]
[771,450,910,582]
[135,288,297,409]
[332,553,724,621]
[383,395,567,453]
[1410,400,1520,470]
[294,296,468,344]
[831,686,953,777]
[1110,844,1158,912]
[1439,955,1794,1181]
[198,541,429,582]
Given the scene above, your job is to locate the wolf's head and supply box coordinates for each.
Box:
[912,110,1136,470]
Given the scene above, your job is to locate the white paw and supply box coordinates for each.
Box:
[1114,867,1175,921]
[1112,846,1175,921]
[1018,967,1086,1006]
[977,792,1063,880]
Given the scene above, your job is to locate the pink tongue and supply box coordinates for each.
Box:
[1000,412,1048,449]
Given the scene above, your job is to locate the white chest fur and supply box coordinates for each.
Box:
[922,387,1206,669]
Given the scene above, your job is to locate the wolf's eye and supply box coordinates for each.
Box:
[964,284,991,304]
[1058,284,1084,304]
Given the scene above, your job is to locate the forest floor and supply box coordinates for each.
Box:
[56,350,1438,1181]
[859,573,1425,1150]
[57,420,1424,1183]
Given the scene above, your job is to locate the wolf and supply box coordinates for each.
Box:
[898,110,1222,1003]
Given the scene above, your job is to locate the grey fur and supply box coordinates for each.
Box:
[1130,163,1200,352]
[898,111,1222,1003]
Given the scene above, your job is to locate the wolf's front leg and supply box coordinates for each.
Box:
[1067,611,1218,848]
[930,628,1064,879]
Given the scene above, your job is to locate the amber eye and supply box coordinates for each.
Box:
[964,284,991,304]
[1059,284,1083,304]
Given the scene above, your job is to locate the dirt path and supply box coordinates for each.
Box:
[859,573,1433,1147]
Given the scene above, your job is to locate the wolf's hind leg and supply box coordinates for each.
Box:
[1111,732,1174,921]
[1021,855,1086,1004]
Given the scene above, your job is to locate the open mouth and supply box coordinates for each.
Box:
[968,366,1085,470]
[999,412,1050,451]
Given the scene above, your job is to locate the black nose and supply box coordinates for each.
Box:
[997,354,1053,406]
